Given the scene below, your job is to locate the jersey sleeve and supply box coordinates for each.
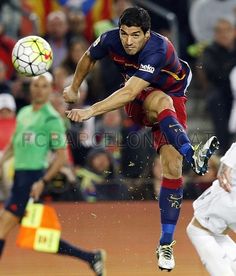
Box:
[46,116,67,150]
[88,32,109,60]
[220,143,236,168]
[134,52,165,83]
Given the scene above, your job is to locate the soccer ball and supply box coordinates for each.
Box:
[12,35,53,76]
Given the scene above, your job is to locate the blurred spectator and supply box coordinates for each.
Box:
[198,16,236,154]
[67,9,87,41]
[62,39,96,167]
[189,0,236,43]
[95,109,123,169]
[24,0,60,35]
[52,65,69,94]
[0,24,16,80]
[121,125,155,179]
[50,92,69,124]
[44,10,69,69]
[11,76,31,112]
[0,0,43,38]
[93,0,133,38]
[229,66,236,135]
[125,147,157,201]
[58,0,116,42]
[0,61,11,94]
[61,37,89,76]
[0,93,16,199]
[49,91,79,166]
[0,94,16,149]
[76,148,128,201]
[65,74,95,167]
[0,0,22,38]
[60,38,89,106]
[68,117,96,167]
[184,155,220,199]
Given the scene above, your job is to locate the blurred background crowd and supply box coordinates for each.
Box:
[0,0,236,203]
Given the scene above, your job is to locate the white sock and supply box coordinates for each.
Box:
[186,223,235,276]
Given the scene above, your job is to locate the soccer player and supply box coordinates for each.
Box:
[63,7,219,271]
[187,143,236,276]
[0,73,105,276]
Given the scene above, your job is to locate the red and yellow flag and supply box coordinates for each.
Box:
[16,200,61,253]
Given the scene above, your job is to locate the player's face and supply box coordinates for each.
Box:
[30,76,52,104]
[119,25,150,55]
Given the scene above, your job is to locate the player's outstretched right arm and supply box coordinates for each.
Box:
[63,51,96,103]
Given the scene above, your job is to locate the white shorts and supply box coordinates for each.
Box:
[193,180,236,234]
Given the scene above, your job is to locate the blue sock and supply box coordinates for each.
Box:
[160,224,176,245]
[180,143,194,163]
[158,109,194,163]
[158,184,183,245]
[0,239,5,257]
[57,239,94,263]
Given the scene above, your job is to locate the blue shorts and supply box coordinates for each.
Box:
[4,170,44,218]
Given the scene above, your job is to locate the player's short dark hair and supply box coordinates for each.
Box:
[119,7,151,34]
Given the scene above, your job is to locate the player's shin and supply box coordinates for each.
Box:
[156,177,182,271]
[158,177,183,245]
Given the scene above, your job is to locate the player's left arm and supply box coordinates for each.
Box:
[42,117,67,182]
[217,163,232,193]
[30,117,67,200]
[30,148,66,200]
[65,76,150,122]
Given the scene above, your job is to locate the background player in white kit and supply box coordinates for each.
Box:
[187,143,236,276]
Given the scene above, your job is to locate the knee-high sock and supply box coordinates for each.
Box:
[158,109,194,163]
[159,178,183,245]
[186,223,235,276]
[0,239,5,258]
[57,239,95,263]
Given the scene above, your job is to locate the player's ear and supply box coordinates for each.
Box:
[144,30,150,40]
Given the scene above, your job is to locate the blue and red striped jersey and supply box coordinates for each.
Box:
[89,29,192,97]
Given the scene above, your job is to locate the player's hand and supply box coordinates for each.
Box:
[217,162,232,193]
[63,85,80,103]
[65,107,93,122]
[30,179,45,201]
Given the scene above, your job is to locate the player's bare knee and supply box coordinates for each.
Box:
[144,91,174,116]
[157,94,174,113]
